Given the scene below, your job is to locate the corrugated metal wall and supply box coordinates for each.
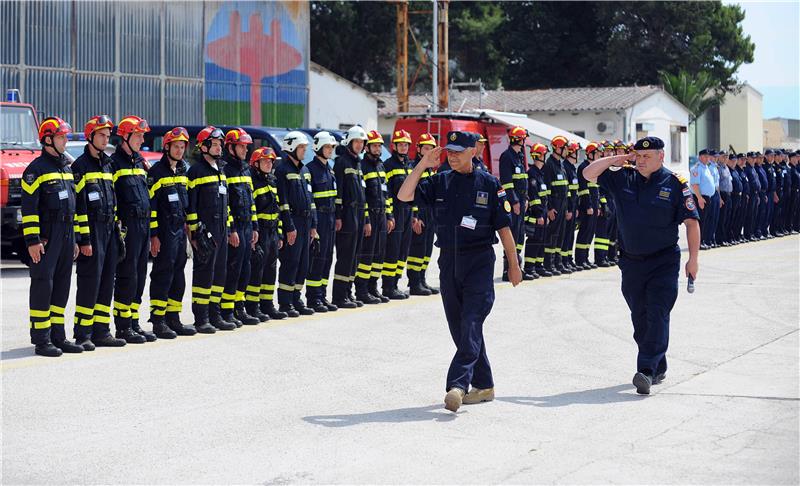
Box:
[2,1,310,129]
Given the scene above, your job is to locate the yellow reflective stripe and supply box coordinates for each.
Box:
[22,215,40,223]
[502,182,514,189]
[112,168,146,183]
[551,180,568,186]
[30,309,50,318]
[512,173,528,180]
[313,190,337,198]
[256,213,279,220]
[74,214,88,222]
[285,173,301,180]
[588,182,600,188]
[344,168,359,175]
[386,168,408,178]
[23,227,40,235]
[32,320,51,329]
[95,303,111,313]
[227,176,253,187]
[21,172,74,194]
[578,190,590,196]
[253,186,274,197]
[363,172,382,180]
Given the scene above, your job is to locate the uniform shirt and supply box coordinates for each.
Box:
[307,156,337,214]
[689,162,716,197]
[577,159,600,211]
[717,162,733,193]
[729,165,742,194]
[756,164,768,194]
[765,163,777,194]
[20,151,77,247]
[709,162,720,190]
[498,147,527,205]
[72,144,116,245]
[333,149,368,224]
[526,164,549,221]
[274,157,316,233]
[744,163,760,194]
[781,162,793,197]
[222,153,258,232]
[738,166,750,195]
[384,151,413,226]
[147,155,189,236]
[186,156,230,238]
[598,166,699,256]
[792,164,800,192]
[542,155,569,203]
[110,145,150,219]
[414,168,511,252]
[252,170,282,238]
[410,155,433,224]
[362,153,393,222]
[564,159,579,212]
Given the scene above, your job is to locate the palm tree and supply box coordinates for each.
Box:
[660,70,725,154]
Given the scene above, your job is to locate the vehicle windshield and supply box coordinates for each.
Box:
[1,105,40,149]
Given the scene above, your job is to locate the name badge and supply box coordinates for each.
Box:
[58,190,69,200]
[460,215,477,230]
[572,178,578,184]
[361,179,367,188]
[168,193,179,203]
[541,183,547,190]
[333,181,337,190]
[515,167,521,174]
[87,191,100,202]
[381,183,388,192]
[307,184,313,193]
[218,185,227,195]
[557,174,564,180]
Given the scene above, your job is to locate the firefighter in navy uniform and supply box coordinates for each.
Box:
[355,130,394,304]
[499,126,529,281]
[187,126,236,333]
[574,142,601,269]
[332,126,370,307]
[220,128,260,327]
[275,131,318,317]
[245,147,287,321]
[383,129,414,299]
[111,115,155,343]
[522,143,549,278]
[407,133,440,295]
[72,116,126,349]
[560,141,580,271]
[147,127,196,338]
[21,117,83,357]
[305,131,340,312]
[542,135,571,274]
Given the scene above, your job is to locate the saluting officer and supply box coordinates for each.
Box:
[147,127,196,338]
[383,129,415,299]
[111,115,155,343]
[407,133,440,295]
[438,132,489,173]
[354,130,394,304]
[522,143,549,278]
[72,115,126,349]
[584,136,700,395]
[22,117,82,357]
[398,131,521,413]
[574,142,601,269]
[187,126,235,333]
[498,126,528,281]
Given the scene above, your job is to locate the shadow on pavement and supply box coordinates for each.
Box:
[303,404,457,427]
[497,384,647,407]
[1,346,35,361]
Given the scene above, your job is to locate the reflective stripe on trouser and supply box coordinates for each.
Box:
[74,219,116,339]
[191,220,228,323]
[221,221,253,313]
[113,216,149,330]
[277,216,311,307]
[332,207,365,301]
[306,211,335,303]
[29,220,74,345]
[523,220,547,271]
[383,208,412,291]
[149,226,187,321]
[560,212,577,261]
[355,210,386,295]
[543,197,567,269]
[407,215,434,284]
[503,209,525,273]
[574,211,597,264]
[248,226,279,307]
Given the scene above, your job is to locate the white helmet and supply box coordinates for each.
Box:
[313,131,338,153]
[342,125,368,146]
[282,130,309,153]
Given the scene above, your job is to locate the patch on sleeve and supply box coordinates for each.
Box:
[25,173,36,184]
[497,188,506,198]
[685,197,696,211]
[504,200,511,212]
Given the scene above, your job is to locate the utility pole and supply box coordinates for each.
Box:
[436,0,449,111]
[396,1,409,113]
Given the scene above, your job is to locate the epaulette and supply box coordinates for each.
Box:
[671,171,688,184]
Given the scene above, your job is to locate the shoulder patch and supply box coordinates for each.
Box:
[672,172,688,184]
[25,172,36,184]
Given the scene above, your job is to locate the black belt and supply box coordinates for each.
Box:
[620,245,678,262]
[316,206,335,213]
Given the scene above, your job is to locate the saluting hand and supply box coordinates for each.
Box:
[419,146,443,169]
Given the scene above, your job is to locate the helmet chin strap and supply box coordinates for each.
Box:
[42,136,65,156]
[88,133,105,155]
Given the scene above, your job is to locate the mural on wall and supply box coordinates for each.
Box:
[205,1,308,127]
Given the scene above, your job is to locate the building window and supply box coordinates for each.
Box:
[670,126,681,164]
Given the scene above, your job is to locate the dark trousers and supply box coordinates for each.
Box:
[744,193,760,238]
[149,225,187,322]
[755,192,768,236]
[191,220,228,322]
[306,210,336,303]
[727,192,742,241]
[439,247,496,392]
[74,219,116,340]
[544,197,567,269]
[574,210,597,264]
[356,209,387,295]
[560,210,577,263]
[246,225,279,309]
[407,214,435,285]
[523,219,546,271]
[384,207,412,291]
[114,217,149,330]
[716,191,731,243]
[618,247,680,377]
[29,221,75,345]
[333,207,365,301]
[697,194,713,244]
[278,216,311,308]
[222,221,253,314]
[503,205,525,272]
[594,212,611,263]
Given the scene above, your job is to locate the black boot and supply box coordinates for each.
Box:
[116,327,147,344]
[166,313,197,336]
[348,292,364,307]
[73,329,95,351]
[262,301,288,320]
[409,280,432,296]
[279,304,301,318]
[293,299,315,316]
[34,342,62,357]
[209,304,236,331]
[222,308,243,328]
[356,291,381,304]
[92,332,127,347]
[421,274,439,294]
[131,322,157,342]
[310,299,329,313]
[369,280,390,303]
[321,298,338,311]
[332,297,358,309]
[53,339,84,354]
[151,317,178,339]
[245,302,270,322]
[234,302,260,325]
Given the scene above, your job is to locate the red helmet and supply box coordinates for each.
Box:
[531,143,548,158]
[38,117,72,142]
[585,142,600,155]
[163,126,189,147]
[367,130,384,145]
[508,126,527,142]
[417,133,436,147]
[603,140,615,151]
[613,139,626,150]
[83,115,113,140]
[224,127,253,146]
[567,141,581,152]
[197,126,225,146]
[117,115,150,138]
[391,129,412,144]
[249,146,278,167]
[551,135,568,149]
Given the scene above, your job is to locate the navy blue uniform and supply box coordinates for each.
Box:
[333,149,368,302]
[306,156,337,306]
[246,169,282,314]
[598,166,699,378]
[355,152,393,299]
[542,155,569,270]
[560,159,579,264]
[523,163,548,273]
[383,152,413,294]
[498,147,527,272]
[71,145,118,342]
[728,165,743,242]
[414,169,512,392]
[755,164,768,237]
[407,158,436,289]
[575,158,600,265]
[744,162,761,239]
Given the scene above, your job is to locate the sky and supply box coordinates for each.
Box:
[729,1,800,119]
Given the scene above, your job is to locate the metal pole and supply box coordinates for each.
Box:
[432,0,437,112]
[396,1,409,113]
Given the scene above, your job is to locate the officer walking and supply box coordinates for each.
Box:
[72,115,126,349]
[306,131,340,312]
[407,133,440,295]
[383,129,415,299]
[275,131,317,317]
[245,147,287,321]
[584,136,700,395]
[355,130,394,304]
[187,126,235,333]
[498,126,528,281]
[522,143,549,277]
[398,131,521,412]
[22,117,83,357]
[111,116,155,343]
[147,127,196,338]
[574,142,601,269]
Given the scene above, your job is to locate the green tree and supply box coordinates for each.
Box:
[659,70,721,121]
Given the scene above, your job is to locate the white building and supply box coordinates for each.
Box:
[309,62,378,131]
[377,85,691,166]
[693,84,764,154]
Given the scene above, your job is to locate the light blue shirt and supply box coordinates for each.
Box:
[709,162,720,189]
[717,162,733,192]
[690,161,716,197]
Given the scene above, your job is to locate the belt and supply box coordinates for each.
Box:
[620,244,678,262]
[316,206,335,213]
[292,209,312,217]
